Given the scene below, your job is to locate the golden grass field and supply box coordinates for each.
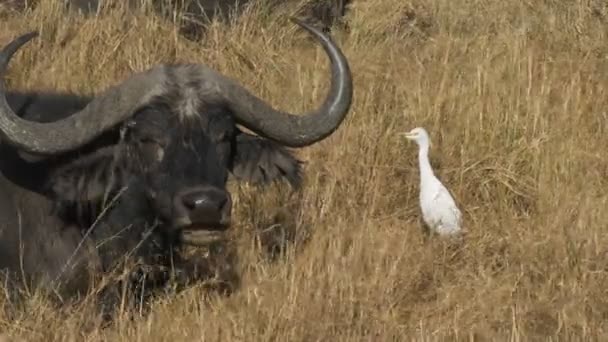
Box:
[1,0,608,340]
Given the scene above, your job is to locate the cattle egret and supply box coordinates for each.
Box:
[401,127,463,237]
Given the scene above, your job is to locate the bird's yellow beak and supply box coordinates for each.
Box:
[400,132,416,140]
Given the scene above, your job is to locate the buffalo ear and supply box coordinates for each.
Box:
[47,147,129,203]
[230,131,303,188]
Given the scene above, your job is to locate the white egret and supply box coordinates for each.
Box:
[401,127,463,237]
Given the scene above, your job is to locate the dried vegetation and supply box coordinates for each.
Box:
[1,0,608,340]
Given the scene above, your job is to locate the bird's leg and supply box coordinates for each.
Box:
[418,216,432,241]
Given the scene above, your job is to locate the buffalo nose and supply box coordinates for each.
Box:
[179,188,232,227]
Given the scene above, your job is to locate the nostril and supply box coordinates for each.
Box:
[218,197,227,211]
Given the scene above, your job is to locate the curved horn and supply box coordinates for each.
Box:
[0,18,352,155]
[223,17,353,147]
[0,32,169,155]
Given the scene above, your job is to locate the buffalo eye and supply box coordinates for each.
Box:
[137,137,166,164]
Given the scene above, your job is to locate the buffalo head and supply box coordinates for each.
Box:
[0,18,352,249]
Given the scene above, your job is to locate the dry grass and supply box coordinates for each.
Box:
[2,0,608,340]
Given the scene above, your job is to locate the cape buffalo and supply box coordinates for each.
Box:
[0,17,352,312]
[67,0,352,40]
[2,1,351,41]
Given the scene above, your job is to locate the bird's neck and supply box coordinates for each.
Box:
[418,145,435,184]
